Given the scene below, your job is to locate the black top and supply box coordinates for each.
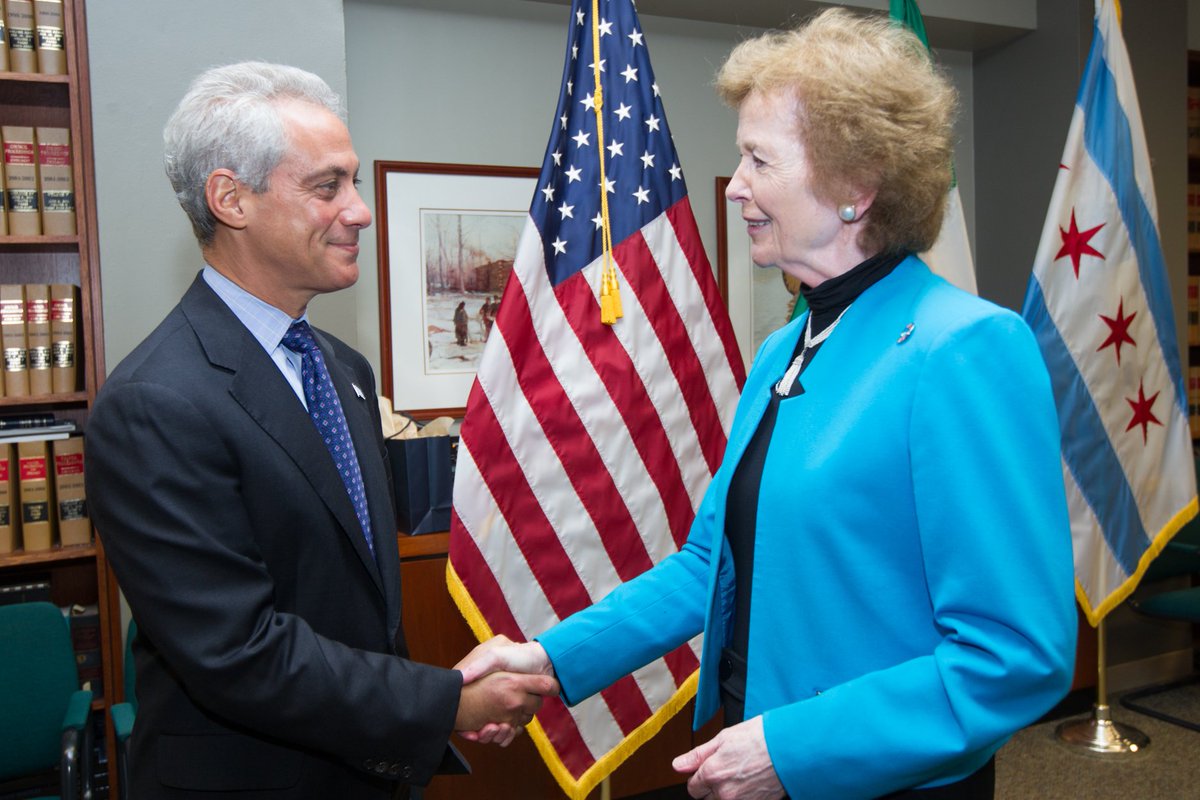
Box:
[723,251,906,708]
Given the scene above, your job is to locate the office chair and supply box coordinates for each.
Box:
[1119,508,1200,731]
[0,601,93,799]
[110,619,137,800]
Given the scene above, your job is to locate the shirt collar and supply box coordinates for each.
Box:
[202,265,306,353]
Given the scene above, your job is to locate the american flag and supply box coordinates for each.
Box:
[446,0,744,796]
[1022,0,1197,625]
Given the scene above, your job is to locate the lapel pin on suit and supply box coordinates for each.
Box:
[352,383,365,400]
[897,323,915,344]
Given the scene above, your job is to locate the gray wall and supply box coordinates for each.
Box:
[87,0,352,370]
[344,0,975,374]
[84,0,1186,381]
[86,0,977,378]
[85,0,1194,678]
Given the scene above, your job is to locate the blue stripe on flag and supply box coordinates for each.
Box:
[1079,21,1187,414]
[1022,278,1148,576]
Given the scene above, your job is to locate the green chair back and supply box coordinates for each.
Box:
[124,618,137,714]
[0,601,81,781]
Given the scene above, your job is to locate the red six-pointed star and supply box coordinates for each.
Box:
[1055,209,1105,278]
[1097,298,1137,365]
[1124,380,1162,445]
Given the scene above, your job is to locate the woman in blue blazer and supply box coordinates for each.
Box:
[469,10,1076,798]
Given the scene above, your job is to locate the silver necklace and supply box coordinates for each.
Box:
[774,305,851,396]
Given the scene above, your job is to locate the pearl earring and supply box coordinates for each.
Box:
[838,204,856,222]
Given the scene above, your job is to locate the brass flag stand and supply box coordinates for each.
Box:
[1055,619,1148,754]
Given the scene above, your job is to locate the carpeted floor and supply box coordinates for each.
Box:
[996,682,1200,799]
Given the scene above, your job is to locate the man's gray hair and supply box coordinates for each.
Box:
[163,61,344,245]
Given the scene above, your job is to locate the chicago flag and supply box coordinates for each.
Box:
[1022,0,1197,626]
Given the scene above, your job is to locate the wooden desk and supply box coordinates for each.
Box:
[398,532,719,799]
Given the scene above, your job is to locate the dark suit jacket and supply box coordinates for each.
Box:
[87,275,463,798]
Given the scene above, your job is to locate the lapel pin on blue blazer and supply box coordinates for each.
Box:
[897,322,915,344]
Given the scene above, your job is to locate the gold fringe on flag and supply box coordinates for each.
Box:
[591,0,622,325]
[446,560,697,800]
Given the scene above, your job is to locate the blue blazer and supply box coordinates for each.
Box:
[538,257,1076,798]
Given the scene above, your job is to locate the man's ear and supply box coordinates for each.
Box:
[205,169,248,231]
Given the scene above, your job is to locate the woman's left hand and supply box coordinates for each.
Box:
[671,716,785,800]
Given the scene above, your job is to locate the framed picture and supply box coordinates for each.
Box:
[715,176,802,369]
[376,161,539,420]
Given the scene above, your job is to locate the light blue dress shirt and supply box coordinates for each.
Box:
[202,266,308,409]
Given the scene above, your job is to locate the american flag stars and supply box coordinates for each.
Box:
[531,2,688,286]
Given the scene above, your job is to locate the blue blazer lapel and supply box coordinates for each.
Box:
[720,314,806,473]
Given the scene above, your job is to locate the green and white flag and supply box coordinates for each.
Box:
[889,0,978,295]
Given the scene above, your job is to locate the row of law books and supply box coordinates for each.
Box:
[65,602,103,697]
[0,0,66,75]
[0,283,79,397]
[1191,367,1200,439]
[1190,87,1200,159]
[1,125,74,236]
[1190,275,1199,349]
[0,433,89,554]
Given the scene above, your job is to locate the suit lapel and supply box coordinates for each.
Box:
[179,277,386,598]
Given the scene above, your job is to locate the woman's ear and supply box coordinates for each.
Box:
[851,188,878,220]
[205,169,248,231]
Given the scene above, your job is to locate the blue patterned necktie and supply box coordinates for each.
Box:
[282,321,374,556]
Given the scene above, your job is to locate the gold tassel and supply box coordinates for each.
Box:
[600,293,616,325]
[591,0,622,326]
[607,266,623,320]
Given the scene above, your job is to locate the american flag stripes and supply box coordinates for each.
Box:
[1022,0,1197,626]
[447,0,744,796]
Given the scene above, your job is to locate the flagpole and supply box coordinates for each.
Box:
[600,776,611,800]
[1054,618,1149,754]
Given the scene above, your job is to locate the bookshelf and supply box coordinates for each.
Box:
[0,0,115,794]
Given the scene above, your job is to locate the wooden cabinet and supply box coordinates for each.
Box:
[0,0,115,791]
[397,533,718,800]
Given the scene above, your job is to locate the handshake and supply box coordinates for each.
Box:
[451,635,557,747]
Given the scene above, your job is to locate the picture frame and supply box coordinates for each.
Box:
[375,161,539,420]
[715,176,802,369]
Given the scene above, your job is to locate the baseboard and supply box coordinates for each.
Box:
[1108,649,1194,695]
[1037,648,1196,723]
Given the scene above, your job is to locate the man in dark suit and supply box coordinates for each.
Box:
[86,62,554,799]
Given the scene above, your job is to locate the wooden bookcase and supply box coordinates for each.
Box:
[0,0,116,793]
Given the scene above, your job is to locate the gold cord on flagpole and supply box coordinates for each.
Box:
[591,0,622,325]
